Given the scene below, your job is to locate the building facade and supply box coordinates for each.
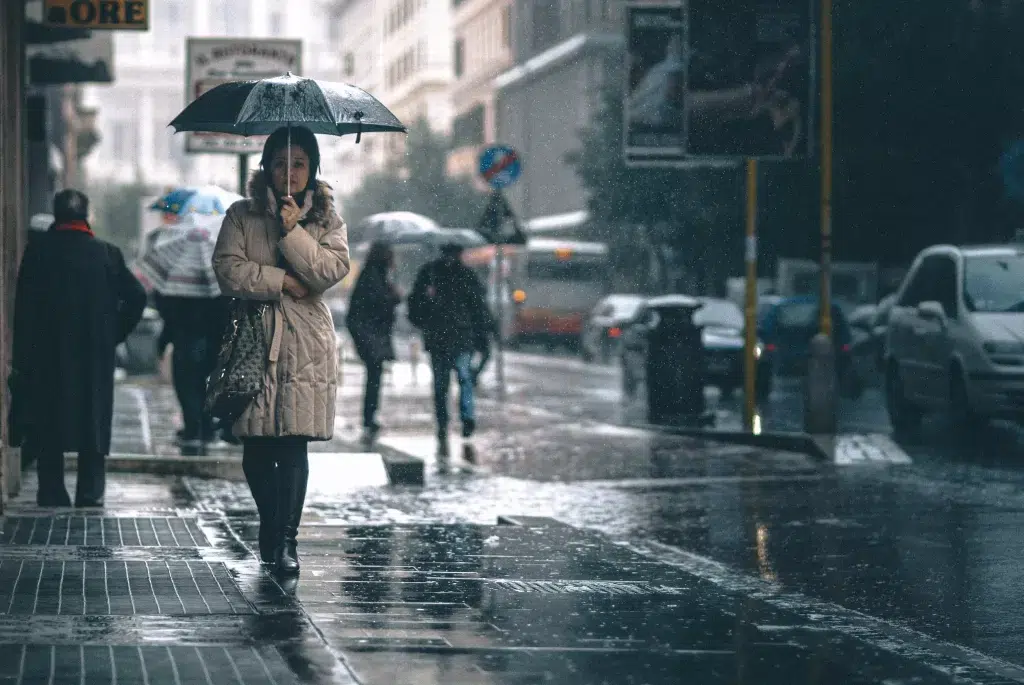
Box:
[495,0,624,225]
[376,0,455,163]
[329,0,387,197]
[447,0,514,180]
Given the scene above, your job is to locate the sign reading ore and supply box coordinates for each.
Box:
[44,0,149,30]
[185,38,303,155]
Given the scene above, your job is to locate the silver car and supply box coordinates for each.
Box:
[581,294,646,363]
[885,243,1024,434]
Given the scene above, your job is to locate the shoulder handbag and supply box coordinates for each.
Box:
[205,299,269,423]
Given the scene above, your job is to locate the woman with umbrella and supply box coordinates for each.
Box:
[212,125,349,574]
[171,71,405,574]
[345,241,401,446]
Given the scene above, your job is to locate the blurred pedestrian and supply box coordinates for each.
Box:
[407,243,493,456]
[345,241,401,446]
[11,189,146,507]
[153,293,229,445]
[212,125,350,574]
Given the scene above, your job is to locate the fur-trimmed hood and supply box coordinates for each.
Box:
[246,170,336,226]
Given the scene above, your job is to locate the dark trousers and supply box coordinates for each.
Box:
[430,351,475,434]
[172,333,216,439]
[362,360,384,429]
[34,443,105,507]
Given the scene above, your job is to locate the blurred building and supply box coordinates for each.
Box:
[447,0,514,182]
[326,0,388,197]
[376,0,455,163]
[496,1,623,229]
[84,0,350,193]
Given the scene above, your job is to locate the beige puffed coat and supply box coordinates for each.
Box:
[212,172,350,440]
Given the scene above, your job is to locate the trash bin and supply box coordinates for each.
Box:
[645,304,709,425]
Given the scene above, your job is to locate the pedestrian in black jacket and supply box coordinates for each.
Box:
[153,293,229,445]
[407,243,493,455]
[11,189,147,507]
[346,241,400,445]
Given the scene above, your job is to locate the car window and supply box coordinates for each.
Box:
[963,253,1024,313]
[594,303,614,318]
[900,255,957,315]
[776,302,818,328]
[694,300,743,329]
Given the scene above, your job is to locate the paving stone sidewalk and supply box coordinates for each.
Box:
[1,470,1018,685]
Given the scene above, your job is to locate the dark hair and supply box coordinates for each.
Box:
[365,240,394,268]
[53,189,89,223]
[260,125,321,190]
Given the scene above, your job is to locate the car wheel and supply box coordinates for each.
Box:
[886,362,921,436]
[950,369,987,436]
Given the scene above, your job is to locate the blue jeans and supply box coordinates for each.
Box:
[430,351,475,434]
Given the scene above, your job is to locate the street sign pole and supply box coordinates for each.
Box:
[743,159,759,432]
[495,239,506,401]
[238,153,249,197]
[477,145,524,404]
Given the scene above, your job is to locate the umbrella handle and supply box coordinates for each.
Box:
[356,120,362,144]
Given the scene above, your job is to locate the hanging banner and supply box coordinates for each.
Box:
[623,3,686,167]
[185,38,303,155]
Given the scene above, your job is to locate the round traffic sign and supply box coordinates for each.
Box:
[478,145,521,189]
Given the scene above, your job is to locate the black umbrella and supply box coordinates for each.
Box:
[169,72,406,193]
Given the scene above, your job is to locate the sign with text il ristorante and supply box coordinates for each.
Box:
[184,38,303,155]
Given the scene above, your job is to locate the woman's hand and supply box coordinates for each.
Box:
[280,196,301,233]
[282,273,309,299]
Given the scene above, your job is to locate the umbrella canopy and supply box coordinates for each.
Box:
[149,185,242,217]
[168,72,406,139]
[132,214,223,298]
[354,211,439,243]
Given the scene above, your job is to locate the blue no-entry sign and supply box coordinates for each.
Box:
[478,145,521,189]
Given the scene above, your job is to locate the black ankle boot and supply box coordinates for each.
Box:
[242,451,278,564]
[274,453,308,575]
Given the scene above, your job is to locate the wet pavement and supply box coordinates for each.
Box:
[88,346,1024,680]
[3,471,1021,684]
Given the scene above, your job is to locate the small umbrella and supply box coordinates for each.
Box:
[149,185,243,217]
[354,211,439,243]
[132,214,223,298]
[169,72,406,194]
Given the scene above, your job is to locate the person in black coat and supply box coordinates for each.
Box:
[11,189,147,507]
[153,293,229,445]
[346,241,400,445]
[407,243,493,454]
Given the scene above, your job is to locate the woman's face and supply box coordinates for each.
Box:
[270,145,310,196]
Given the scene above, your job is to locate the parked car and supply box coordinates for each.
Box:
[758,295,862,397]
[885,243,1024,434]
[621,295,773,402]
[581,294,647,363]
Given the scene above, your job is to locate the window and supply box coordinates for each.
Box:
[211,0,250,36]
[694,300,744,330]
[269,11,283,37]
[343,52,355,77]
[964,253,1024,313]
[527,260,604,281]
[899,254,957,315]
[417,40,426,69]
[110,121,134,160]
[453,38,465,77]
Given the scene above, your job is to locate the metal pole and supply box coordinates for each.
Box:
[238,153,249,196]
[743,158,759,432]
[819,0,833,337]
[495,243,507,401]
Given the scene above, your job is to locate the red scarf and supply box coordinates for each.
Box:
[53,220,94,237]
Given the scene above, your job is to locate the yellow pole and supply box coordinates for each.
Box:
[819,0,833,337]
[744,158,759,432]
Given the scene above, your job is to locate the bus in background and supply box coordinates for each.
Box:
[463,238,611,350]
